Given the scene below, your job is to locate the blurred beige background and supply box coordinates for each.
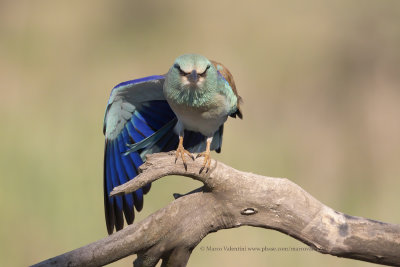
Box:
[1,0,399,266]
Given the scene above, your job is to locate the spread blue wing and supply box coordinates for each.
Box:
[103,75,224,234]
[104,75,178,234]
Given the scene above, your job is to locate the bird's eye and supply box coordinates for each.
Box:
[174,64,188,76]
[199,65,210,77]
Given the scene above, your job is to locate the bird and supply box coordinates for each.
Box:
[103,54,242,234]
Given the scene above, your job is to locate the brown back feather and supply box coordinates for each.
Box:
[211,60,243,119]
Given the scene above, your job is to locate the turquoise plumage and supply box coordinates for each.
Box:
[103,54,242,234]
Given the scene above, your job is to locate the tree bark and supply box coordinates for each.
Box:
[32,152,400,267]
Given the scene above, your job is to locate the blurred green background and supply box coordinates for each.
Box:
[1,0,399,266]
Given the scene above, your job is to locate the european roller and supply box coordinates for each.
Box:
[103,54,242,234]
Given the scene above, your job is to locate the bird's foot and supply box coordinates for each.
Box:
[196,150,212,174]
[175,138,194,171]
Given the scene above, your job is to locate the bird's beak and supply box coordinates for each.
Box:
[187,70,199,84]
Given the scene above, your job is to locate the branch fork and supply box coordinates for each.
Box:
[32,152,400,267]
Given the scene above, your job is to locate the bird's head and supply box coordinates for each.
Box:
[166,54,218,92]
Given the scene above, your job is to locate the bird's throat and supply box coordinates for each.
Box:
[165,84,213,108]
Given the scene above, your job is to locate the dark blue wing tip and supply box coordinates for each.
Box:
[113,75,165,89]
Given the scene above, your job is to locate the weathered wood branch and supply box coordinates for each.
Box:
[32,152,400,267]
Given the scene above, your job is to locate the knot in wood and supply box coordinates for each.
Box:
[241,208,257,215]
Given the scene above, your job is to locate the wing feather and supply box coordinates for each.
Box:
[103,75,176,234]
[211,60,243,119]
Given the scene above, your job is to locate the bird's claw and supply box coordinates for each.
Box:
[196,151,211,174]
[175,145,194,171]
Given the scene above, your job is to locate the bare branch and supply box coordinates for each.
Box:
[32,152,400,267]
